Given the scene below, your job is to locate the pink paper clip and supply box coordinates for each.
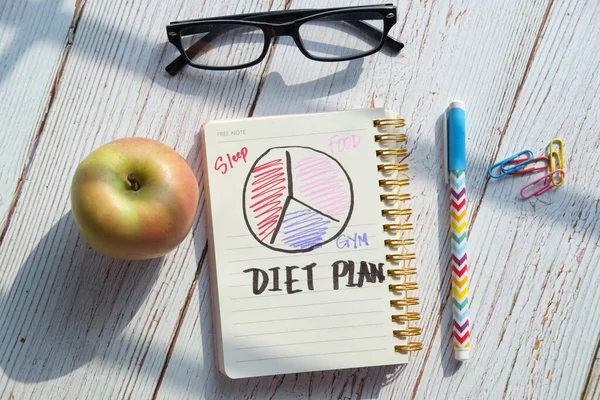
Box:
[520,169,566,199]
[501,155,549,175]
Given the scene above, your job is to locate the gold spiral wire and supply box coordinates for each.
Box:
[389,282,418,292]
[374,118,406,128]
[393,327,422,337]
[383,223,413,231]
[376,117,421,353]
[391,312,420,322]
[390,298,419,307]
[382,208,412,217]
[379,178,410,187]
[385,239,415,247]
[395,342,423,352]
[375,133,407,142]
[386,253,416,262]
[378,163,409,173]
[387,267,417,277]
[376,148,408,157]
[380,193,411,202]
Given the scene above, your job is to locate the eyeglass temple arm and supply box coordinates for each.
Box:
[169,6,389,25]
[349,20,403,53]
[166,11,403,76]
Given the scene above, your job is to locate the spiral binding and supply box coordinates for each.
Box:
[392,311,420,321]
[387,267,416,276]
[387,253,416,262]
[393,327,422,337]
[383,223,413,231]
[375,115,422,354]
[385,238,415,246]
[374,118,406,128]
[395,342,423,352]
[376,148,408,157]
[375,133,407,142]
[380,193,411,202]
[379,178,410,187]
[382,208,412,217]
[390,298,419,307]
[378,163,409,172]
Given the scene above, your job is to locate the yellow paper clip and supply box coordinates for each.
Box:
[548,138,565,187]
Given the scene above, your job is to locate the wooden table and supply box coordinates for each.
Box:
[1,0,599,398]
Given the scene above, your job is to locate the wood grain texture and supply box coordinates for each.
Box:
[0,0,286,398]
[0,0,77,236]
[157,0,600,399]
[459,1,600,397]
[2,0,600,398]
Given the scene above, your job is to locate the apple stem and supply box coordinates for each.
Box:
[127,173,140,191]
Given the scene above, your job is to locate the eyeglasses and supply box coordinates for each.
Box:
[165,4,403,75]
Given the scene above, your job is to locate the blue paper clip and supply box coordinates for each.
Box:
[488,150,534,178]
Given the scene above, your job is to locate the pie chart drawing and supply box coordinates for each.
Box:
[242,146,354,253]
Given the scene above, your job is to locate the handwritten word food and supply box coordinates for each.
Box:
[328,134,361,153]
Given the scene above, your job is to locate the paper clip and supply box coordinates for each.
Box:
[488,150,534,178]
[548,138,565,187]
[500,155,549,175]
[520,169,566,199]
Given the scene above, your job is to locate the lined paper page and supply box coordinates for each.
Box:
[203,109,408,378]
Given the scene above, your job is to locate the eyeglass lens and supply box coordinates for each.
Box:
[180,24,266,68]
[298,12,385,59]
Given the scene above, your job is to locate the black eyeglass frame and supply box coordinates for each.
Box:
[165,4,403,75]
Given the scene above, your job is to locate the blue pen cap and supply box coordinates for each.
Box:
[447,101,466,171]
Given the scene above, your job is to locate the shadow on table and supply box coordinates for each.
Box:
[0,212,163,382]
[251,58,365,116]
[1,2,378,102]
[0,0,257,96]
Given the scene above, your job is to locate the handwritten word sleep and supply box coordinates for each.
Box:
[328,134,361,153]
[336,233,369,249]
[243,260,385,295]
[214,147,248,175]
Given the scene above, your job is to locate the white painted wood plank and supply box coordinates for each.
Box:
[156,0,600,398]
[0,0,76,231]
[0,0,287,398]
[406,0,600,398]
[454,0,600,397]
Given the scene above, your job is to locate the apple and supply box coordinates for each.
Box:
[71,137,199,260]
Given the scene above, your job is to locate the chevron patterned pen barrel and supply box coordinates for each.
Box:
[450,170,470,360]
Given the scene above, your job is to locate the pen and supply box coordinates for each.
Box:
[446,101,471,361]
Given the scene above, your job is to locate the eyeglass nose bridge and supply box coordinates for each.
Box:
[268,22,296,38]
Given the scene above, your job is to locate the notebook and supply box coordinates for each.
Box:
[202,108,421,379]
